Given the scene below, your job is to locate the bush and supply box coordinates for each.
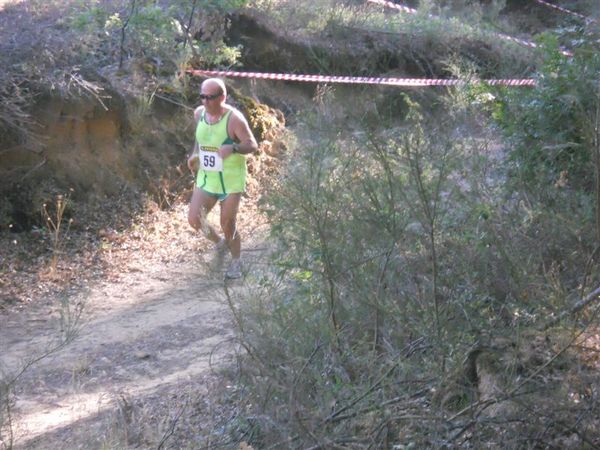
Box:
[491,28,600,239]
[68,0,248,70]
[223,72,600,446]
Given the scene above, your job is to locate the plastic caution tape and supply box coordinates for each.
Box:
[533,0,597,23]
[366,0,573,56]
[367,0,417,14]
[188,69,536,87]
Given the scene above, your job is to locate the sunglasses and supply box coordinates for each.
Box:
[199,93,222,101]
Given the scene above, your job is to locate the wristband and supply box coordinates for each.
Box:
[232,143,240,154]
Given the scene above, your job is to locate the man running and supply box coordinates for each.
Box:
[187,78,258,279]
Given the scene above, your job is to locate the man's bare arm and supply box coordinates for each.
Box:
[187,107,203,172]
[230,110,258,155]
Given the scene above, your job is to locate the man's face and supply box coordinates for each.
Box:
[200,84,223,105]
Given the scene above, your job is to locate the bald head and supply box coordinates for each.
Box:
[201,78,227,98]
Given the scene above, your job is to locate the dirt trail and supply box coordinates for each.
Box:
[1,230,267,449]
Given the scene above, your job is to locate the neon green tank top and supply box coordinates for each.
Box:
[195,109,247,194]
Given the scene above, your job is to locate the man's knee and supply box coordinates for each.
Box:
[189,206,210,231]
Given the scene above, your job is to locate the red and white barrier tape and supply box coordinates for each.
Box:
[366,0,572,56]
[188,69,536,87]
[534,0,597,23]
[367,0,417,14]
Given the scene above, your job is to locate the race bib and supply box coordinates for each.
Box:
[199,149,223,172]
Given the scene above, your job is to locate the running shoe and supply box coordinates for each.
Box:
[225,258,242,279]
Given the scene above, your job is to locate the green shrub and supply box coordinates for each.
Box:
[228,69,600,445]
[68,0,248,70]
[491,29,600,239]
[231,92,493,446]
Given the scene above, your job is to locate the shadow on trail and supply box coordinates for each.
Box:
[3,239,268,449]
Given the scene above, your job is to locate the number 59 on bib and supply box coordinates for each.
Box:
[199,149,223,172]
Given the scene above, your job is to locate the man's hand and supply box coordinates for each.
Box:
[187,154,199,173]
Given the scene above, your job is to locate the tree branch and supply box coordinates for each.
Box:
[540,284,600,331]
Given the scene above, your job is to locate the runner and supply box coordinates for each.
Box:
[187,78,258,279]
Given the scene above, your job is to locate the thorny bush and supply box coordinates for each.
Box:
[226,87,600,448]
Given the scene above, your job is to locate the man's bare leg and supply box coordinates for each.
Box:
[220,193,242,259]
[188,187,220,243]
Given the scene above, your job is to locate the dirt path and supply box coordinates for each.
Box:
[1,223,267,449]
